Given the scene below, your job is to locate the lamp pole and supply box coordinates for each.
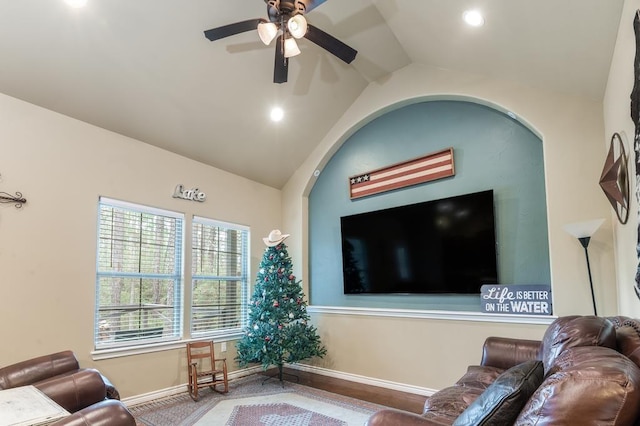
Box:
[578,236,597,316]
[563,219,604,317]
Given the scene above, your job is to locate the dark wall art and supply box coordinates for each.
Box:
[630,10,640,299]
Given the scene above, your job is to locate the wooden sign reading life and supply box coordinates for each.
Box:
[348,148,455,199]
[481,284,552,315]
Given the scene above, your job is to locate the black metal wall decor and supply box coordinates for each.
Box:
[599,132,629,224]
[0,174,27,208]
[0,191,26,208]
[630,9,640,299]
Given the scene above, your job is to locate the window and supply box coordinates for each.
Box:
[94,198,250,352]
[95,198,183,348]
[191,217,249,337]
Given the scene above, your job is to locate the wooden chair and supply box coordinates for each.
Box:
[186,341,228,401]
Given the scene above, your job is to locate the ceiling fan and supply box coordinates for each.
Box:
[203,0,358,84]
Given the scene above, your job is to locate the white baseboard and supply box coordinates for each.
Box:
[121,365,263,407]
[122,364,435,407]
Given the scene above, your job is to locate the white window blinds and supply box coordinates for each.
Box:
[95,197,183,348]
[191,217,249,337]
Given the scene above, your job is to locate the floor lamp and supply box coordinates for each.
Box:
[563,219,605,316]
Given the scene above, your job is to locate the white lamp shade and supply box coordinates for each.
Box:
[287,15,308,39]
[284,37,301,58]
[563,218,605,239]
[257,22,278,45]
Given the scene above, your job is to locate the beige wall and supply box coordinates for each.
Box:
[604,0,640,318]
[0,93,281,397]
[312,313,547,390]
[283,63,615,388]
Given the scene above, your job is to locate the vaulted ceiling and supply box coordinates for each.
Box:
[0,0,624,188]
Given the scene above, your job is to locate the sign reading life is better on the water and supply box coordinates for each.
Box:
[481,285,552,315]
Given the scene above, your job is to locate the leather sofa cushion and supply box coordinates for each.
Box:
[540,315,616,373]
[516,346,640,425]
[454,365,504,390]
[35,369,107,413]
[452,360,543,426]
[51,399,136,426]
[608,316,640,369]
[0,351,79,390]
[422,385,485,425]
[421,365,505,423]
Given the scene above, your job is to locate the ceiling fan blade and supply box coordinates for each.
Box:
[204,19,264,42]
[274,35,288,84]
[298,0,327,13]
[304,24,357,64]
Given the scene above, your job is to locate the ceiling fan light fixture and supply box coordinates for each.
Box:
[284,37,301,58]
[258,22,278,45]
[287,15,308,39]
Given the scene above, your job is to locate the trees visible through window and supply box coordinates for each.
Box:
[95,198,183,348]
[191,217,249,337]
[94,198,250,350]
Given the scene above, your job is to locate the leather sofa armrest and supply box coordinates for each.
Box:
[366,409,448,426]
[481,337,541,370]
[0,351,79,390]
[35,369,107,413]
[99,373,120,400]
[50,399,136,426]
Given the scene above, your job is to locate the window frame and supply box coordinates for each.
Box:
[92,198,251,358]
[190,216,250,339]
[94,197,184,350]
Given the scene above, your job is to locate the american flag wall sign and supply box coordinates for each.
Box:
[349,148,455,199]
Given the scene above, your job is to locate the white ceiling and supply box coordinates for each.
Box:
[0,0,624,188]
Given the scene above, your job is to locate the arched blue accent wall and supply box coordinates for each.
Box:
[308,100,550,311]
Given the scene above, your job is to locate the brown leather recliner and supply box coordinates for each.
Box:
[0,351,135,425]
[367,315,640,426]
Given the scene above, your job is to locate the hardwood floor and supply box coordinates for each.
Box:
[261,367,426,414]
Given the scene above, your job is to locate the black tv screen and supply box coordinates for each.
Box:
[340,190,498,294]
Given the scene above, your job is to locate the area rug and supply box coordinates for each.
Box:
[129,374,386,426]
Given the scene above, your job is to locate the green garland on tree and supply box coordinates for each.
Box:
[236,231,326,381]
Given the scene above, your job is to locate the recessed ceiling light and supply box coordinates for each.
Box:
[65,0,88,8]
[463,10,484,27]
[270,107,284,122]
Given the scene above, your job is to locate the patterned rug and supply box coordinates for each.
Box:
[129,374,385,426]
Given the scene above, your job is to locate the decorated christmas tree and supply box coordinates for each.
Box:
[236,230,326,381]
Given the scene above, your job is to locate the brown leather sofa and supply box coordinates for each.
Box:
[0,350,136,425]
[366,315,640,425]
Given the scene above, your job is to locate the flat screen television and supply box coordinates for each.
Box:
[340,190,498,294]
